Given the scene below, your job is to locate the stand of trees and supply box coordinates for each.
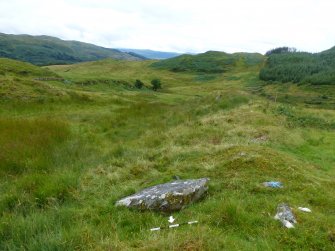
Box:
[265,47,297,56]
[260,47,335,85]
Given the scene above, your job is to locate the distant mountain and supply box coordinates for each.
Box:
[0,33,145,65]
[151,51,264,73]
[118,48,182,59]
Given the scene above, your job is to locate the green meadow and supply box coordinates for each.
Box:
[0,55,335,250]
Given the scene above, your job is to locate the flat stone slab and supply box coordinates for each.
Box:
[116,178,209,212]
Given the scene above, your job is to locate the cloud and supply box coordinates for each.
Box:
[0,0,335,53]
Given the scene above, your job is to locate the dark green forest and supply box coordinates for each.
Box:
[260,47,335,85]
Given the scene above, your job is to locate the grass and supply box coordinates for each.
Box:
[151,51,264,73]
[252,82,335,109]
[0,58,334,250]
[0,33,143,65]
[0,58,56,77]
[0,117,69,174]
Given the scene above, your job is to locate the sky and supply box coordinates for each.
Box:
[0,0,334,54]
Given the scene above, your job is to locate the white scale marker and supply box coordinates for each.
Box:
[150,220,198,231]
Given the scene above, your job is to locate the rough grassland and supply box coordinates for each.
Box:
[0,58,334,250]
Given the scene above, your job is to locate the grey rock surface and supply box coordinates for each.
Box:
[274,203,297,228]
[116,178,209,212]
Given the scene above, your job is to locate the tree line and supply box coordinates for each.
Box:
[260,47,335,85]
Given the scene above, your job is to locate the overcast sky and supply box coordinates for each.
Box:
[1,0,334,53]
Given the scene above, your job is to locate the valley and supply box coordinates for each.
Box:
[0,52,335,250]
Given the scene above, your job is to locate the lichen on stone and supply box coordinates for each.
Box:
[116,178,209,212]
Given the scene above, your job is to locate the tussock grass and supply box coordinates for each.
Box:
[0,118,69,174]
[0,58,56,77]
[0,59,334,250]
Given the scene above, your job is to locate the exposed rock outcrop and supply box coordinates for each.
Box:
[116,178,209,212]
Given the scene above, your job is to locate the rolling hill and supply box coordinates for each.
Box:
[0,33,145,65]
[118,48,182,59]
[0,58,56,77]
[1,51,335,250]
[151,51,264,73]
[0,58,69,101]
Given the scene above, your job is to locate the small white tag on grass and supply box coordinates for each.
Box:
[298,207,312,213]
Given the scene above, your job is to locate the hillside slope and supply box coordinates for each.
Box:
[0,58,56,77]
[1,58,335,250]
[0,58,70,101]
[0,33,144,65]
[260,47,335,85]
[151,51,264,73]
[118,48,182,59]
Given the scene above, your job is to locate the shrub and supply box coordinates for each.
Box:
[134,79,144,89]
[151,79,162,91]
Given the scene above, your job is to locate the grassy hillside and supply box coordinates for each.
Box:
[259,47,335,85]
[0,58,335,250]
[248,81,335,110]
[0,58,56,77]
[151,51,264,73]
[0,58,91,102]
[0,33,144,65]
[118,48,182,59]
